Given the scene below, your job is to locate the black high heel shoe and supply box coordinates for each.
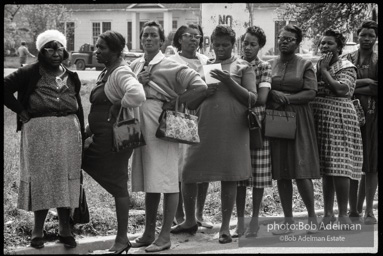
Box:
[114,240,132,254]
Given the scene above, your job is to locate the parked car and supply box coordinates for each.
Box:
[342,41,359,55]
[70,44,143,70]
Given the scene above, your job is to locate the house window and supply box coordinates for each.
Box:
[172,20,177,30]
[92,22,112,45]
[66,22,75,52]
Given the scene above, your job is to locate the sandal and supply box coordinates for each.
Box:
[245,226,260,238]
[364,213,377,225]
[319,216,336,230]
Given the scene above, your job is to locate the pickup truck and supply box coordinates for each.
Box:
[70,44,143,70]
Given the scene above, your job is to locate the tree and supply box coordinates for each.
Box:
[276,3,377,39]
[4,4,74,53]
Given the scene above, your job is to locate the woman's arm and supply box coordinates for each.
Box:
[210,68,257,107]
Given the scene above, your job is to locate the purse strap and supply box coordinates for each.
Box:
[248,91,252,110]
[116,106,133,122]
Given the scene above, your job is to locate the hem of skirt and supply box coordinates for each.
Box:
[182,176,252,183]
[272,176,322,180]
[237,183,273,188]
[321,173,362,180]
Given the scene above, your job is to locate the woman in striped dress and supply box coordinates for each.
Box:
[311,30,363,226]
[232,26,272,238]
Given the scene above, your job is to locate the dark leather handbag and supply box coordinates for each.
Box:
[247,92,263,149]
[264,109,296,139]
[113,106,146,152]
[156,97,200,145]
[70,171,90,224]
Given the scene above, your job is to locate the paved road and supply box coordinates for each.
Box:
[4,68,101,81]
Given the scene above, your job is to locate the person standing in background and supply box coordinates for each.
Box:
[17,41,35,67]
[344,20,378,225]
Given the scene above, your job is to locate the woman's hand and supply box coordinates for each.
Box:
[319,52,332,72]
[137,70,150,86]
[205,84,218,98]
[209,69,231,83]
[19,110,30,124]
[270,90,289,105]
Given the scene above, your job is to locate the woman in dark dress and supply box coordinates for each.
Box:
[82,30,145,254]
[267,25,320,234]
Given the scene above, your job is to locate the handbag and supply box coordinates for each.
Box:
[113,106,146,152]
[156,96,200,144]
[70,171,90,224]
[264,109,297,139]
[352,99,366,127]
[247,91,263,149]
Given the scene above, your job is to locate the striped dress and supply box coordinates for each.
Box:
[238,57,272,188]
[310,59,363,180]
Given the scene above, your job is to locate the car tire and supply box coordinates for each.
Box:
[75,60,86,70]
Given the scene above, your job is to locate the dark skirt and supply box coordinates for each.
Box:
[269,103,321,180]
[82,104,133,197]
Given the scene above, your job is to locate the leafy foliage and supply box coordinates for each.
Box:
[277,3,377,39]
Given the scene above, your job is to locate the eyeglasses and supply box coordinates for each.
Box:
[182,33,202,40]
[278,37,297,43]
[44,47,65,55]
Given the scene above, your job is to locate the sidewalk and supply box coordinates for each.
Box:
[9,201,378,254]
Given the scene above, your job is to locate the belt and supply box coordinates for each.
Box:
[146,98,167,103]
[30,111,76,118]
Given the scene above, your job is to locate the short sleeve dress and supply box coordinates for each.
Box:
[268,55,320,180]
[182,55,256,183]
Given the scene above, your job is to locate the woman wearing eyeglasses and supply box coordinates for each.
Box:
[4,30,85,249]
[267,25,320,234]
[167,24,213,230]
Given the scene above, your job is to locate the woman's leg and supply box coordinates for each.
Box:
[277,179,294,224]
[365,172,378,216]
[175,182,185,224]
[154,193,179,245]
[357,175,366,214]
[177,182,198,228]
[196,182,209,222]
[322,175,335,217]
[109,196,130,251]
[333,176,351,223]
[248,187,264,232]
[139,193,160,243]
[220,181,237,235]
[57,207,72,237]
[233,186,246,235]
[349,179,360,216]
[296,179,318,225]
[32,209,48,239]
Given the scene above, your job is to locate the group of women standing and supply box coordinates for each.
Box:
[4,19,377,253]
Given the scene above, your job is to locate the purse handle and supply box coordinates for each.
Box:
[248,91,252,110]
[116,106,134,122]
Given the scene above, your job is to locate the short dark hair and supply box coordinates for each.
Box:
[38,40,69,62]
[279,24,303,44]
[173,24,204,51]
[241,26,267,48]
[321,29,347,55]
[139,20,165,42]
[98,30,126,57]
[21,41,26,46]
[357,20,378,36]
[211,25,236,45]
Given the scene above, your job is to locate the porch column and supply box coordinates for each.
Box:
[132,12,140,51]
[163,11,173,37]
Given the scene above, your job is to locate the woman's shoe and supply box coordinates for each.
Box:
[319,216,336,230]
[218,233,232,244]
[197,220,214,229]
[170,223,198,235]
[58,235,77,248]
[145,241,171,252]
[113,241,132,254]
[231,229,244,238]
[245,226,260,238]
[364,213,377,225]
[130,237,154,248]
[30,237,44,249]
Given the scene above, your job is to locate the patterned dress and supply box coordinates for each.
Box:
[343,50,378,173]
[310,58,363,180]
[238,56,272,188]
